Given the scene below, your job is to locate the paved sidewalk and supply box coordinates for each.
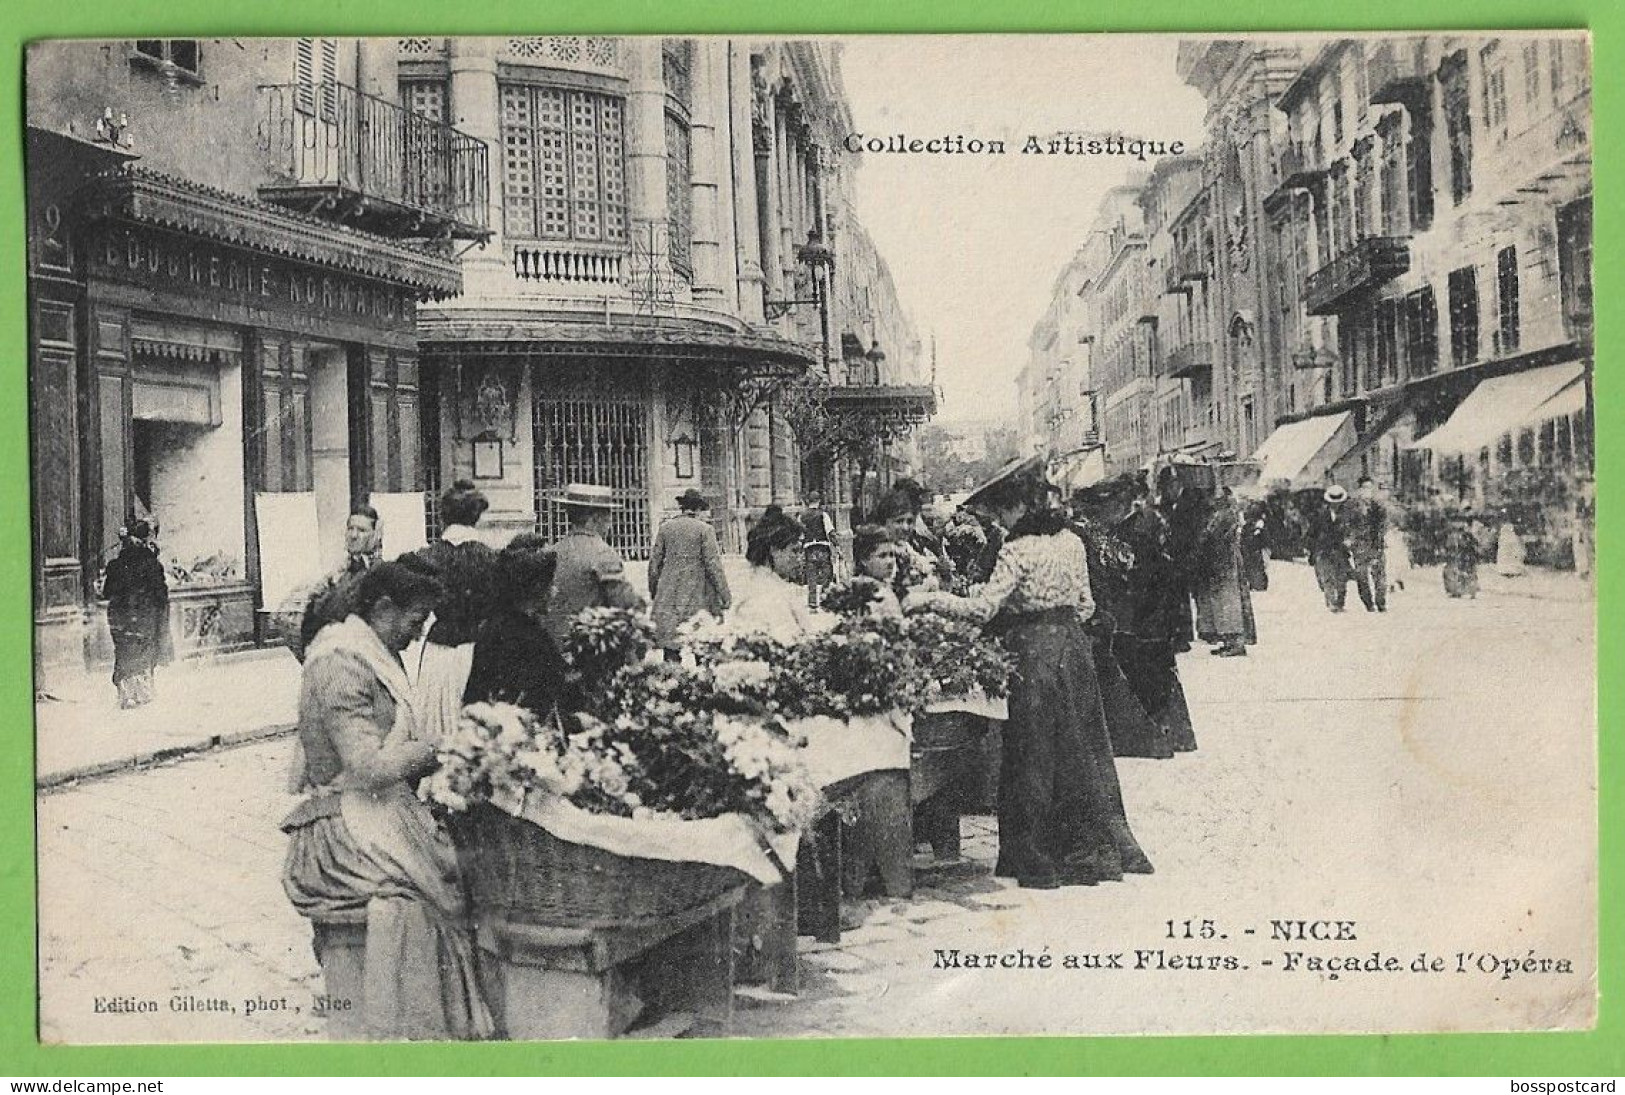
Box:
[36,647,302,788]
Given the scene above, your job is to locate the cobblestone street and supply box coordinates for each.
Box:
[37,561,1594,1043]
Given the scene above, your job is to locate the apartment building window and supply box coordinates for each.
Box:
[500,83,628,244]
[1448,265,1480,367]
[1338,322,1358,398]
[1404,286,1439,377]
[1353,139,1375,241]
[1480,42,1509,142]
[1557,197,1593,343]
[401,78,448,123]
[1496,246,1520,355]
[663,40,694,275]
[1330,71,1345,147]
[1440,51,1474,205]
[1325,167,1345,258]
[1376,297,1402,387]
[1523,41,1541,105]
[1405,108,1435,231]
[133,40,202,79]
[294,38,339,119]
[1378,116,1406,236]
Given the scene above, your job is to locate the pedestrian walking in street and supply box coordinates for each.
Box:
[1351,477,1390,612]
[1115,482,1199,753]
[463,535,576,719]
[1240,495,1270,592]
[295,504,384,662]
[648,489,731,661]
[1155,466,1200,654]
[1070,477,1172,759]
[542,483,646,643]
[1495,511,1527,578]
[411,481,499,742]
[1309,485,1359,612]
[905,456,1152,891]
[102,519,172,709]
[1443,511,1482,599]
[281,560,494,1042]
[1193,487,1254,656]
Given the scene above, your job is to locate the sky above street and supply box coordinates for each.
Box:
[838,35,1210,425]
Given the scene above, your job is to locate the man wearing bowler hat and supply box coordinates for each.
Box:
[542,483,646,642]
[648,488,732,660]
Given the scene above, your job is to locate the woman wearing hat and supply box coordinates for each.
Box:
[905,457,1152,889]
[648,489,732,659]
[102,519,173,709]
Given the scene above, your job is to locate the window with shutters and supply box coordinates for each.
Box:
[1440,51,1473,205]
[500,83,627,245]
[1448,266,1479,367]
[1404,286,1438,377]
[1496,246,1520,355]
[1523,42,1541,104]
[401,79,448,123]
[1480,42,1508,142]
[295,38,340,120]
[1378,116,1406,235]
[665,112,693,275]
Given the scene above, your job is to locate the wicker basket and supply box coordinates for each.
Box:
[449,804,753,929]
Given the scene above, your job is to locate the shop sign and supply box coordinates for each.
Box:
[93,225,416,331]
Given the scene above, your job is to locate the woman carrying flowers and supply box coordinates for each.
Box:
[904,457,1152,891]
[282,561,493,1041]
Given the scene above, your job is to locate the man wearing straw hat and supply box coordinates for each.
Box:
[542,483,645,642]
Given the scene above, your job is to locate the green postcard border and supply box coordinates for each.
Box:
[1,0,1616,1077]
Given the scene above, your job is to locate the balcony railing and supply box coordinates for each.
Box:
[1276,141,1328,192]
[1367,39,1428,107]
[1305,236,1410,315]
[511,243,627,285]
[1163,339,1214,379]
[258,82,490,241]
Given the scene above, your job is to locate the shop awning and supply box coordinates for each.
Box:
[1408,361,1585,456]
[1249,411,1355,486]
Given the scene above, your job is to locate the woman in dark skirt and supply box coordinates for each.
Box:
[906,458,1152,890]
[1115,487,1199,753]
[1069,480,1171,760]
[102,520,172,709]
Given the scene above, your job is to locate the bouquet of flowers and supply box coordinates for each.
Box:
[818,576,888,618]
[423,689,820,834]
[784,613,932,718]
[905,611,1015,703]
[559,606,656,691]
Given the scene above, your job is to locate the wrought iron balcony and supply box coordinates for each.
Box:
[1275,141,1328,193]
[1367,39,1429,107]
[1163,339,1214,379]
[1305,236,1410,315]
[258,82,490,242]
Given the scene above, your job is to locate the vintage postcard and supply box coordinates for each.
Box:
[27,31,1595,1043]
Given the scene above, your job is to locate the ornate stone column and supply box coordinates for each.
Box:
[731,42,768,323]
[686,39,728,307]
[447,38,504,276]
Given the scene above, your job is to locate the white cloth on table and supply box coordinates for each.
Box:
[788,711,913,789]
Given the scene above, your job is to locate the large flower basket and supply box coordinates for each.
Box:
[449,797,795,930]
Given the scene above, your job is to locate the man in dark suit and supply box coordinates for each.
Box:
[1309,485,1358,612]
[1350,476,1390,613]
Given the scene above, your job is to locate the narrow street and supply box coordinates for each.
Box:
[37,561,1594,1043]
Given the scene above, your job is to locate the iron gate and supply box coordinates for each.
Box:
[532,368,653,559]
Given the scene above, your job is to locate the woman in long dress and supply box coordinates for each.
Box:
[102,520,172,709]
[1495,512,1526,577]
[463,535,577,719]
[1442,514,1481,599]
[906,459,1152,890]
[412,481,499,741]
[282,561,493,1041]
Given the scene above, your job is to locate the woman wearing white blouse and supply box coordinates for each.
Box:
[906,458,1151,890]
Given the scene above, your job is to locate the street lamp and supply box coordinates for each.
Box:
[764,228,836,372]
